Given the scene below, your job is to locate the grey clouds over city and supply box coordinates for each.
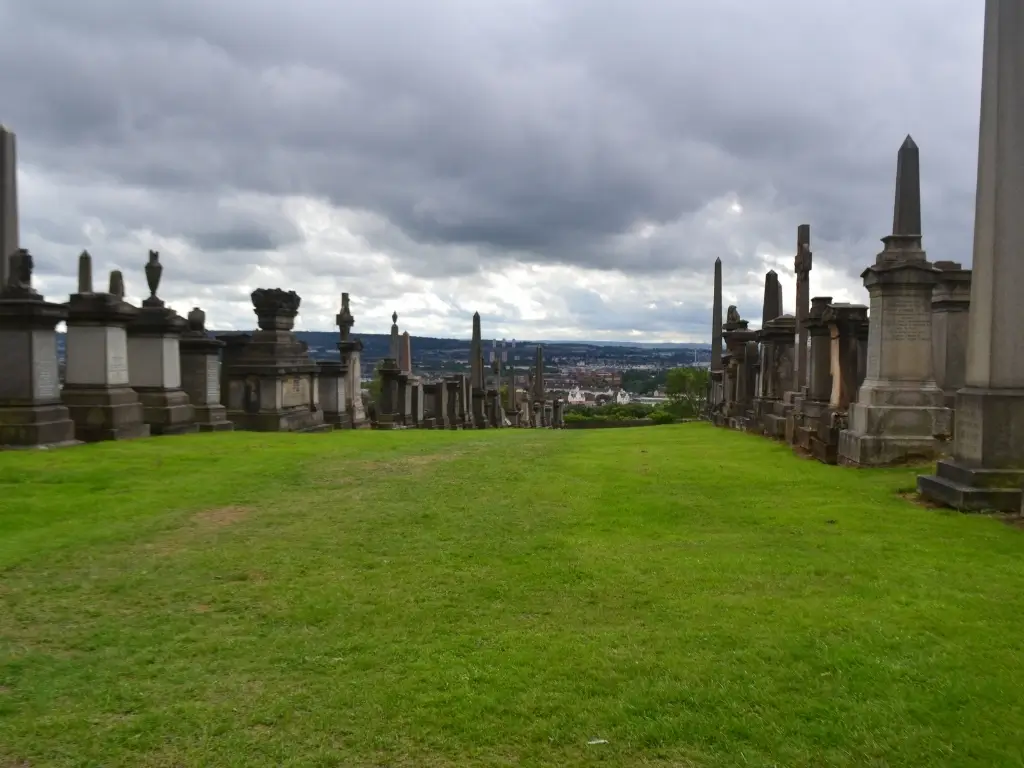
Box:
[0,0,982,340]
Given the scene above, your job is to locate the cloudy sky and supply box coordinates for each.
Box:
[2,0,983,341]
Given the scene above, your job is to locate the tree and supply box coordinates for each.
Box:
[665,367,709,417]
[364,360,385,402]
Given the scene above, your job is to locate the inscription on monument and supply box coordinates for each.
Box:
[281,375,308,408]
[883,296,931,342]
[34,355,58,401]
[206,360,220,402]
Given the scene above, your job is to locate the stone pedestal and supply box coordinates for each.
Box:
[792,297,834,454]
[758,314,796,439]
[0,268,79,449]
[472,388,488,428]
[409,378,424,427]
[128,306,196,436]
[339,340,367,428]
[552,399,564,428]
[224,288,328,432]
[375,358,401,429]
[319,361,352,428]
[444,377,461,429]
[63,292,150,442]
[919,1,1024,511]
[179,308,233,432]
[931,261,971,412]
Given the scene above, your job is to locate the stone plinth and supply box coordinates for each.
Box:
[179,309,233,432]
[931,261,971,411]
[0,270,79,449]
[63,291,150,442]
[319,361,351,428]
[128,306,196,435]
[224,289,328,432]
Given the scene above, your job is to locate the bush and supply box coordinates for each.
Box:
[649,409,675,425]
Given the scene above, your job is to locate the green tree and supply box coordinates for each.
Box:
[665,367,709,417]
[364,361,385,402]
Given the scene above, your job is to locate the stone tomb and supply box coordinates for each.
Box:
[0,250,79,448]
[62,255,150,442]
[224,288,328,432]
[179,307,233,431]
[126,251,196,435]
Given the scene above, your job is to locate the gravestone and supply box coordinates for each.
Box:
[62,253,150,442]
[0,250,79,448]
[336,293,367,428]
[179,307,233,431]
[375,357,401,429]
[792,296,834,453]
[470,313,487,428]
[318,360,351,428]
[839,137,950,466]
[224,288,328,432]
[759,314,796,438]
[708,258,725,420]
[126,251,196,435]
[444,376,461,429]
[919,0,1024,510]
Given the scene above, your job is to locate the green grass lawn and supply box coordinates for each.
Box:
[2,423,1024,767]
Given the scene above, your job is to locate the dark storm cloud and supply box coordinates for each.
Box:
[0,0,983,288]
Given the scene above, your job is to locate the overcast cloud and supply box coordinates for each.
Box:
[1,0,983,340]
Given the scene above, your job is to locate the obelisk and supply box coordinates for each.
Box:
[919,0,1024,511]
[711,258,722,370]
[0,125,18,288]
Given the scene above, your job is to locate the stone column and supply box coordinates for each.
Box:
[318,360,351,428]
[0,250,79,448]
[375,358,401,429]
[919,0,1024,509]
[126,251,196,435]
[179,307,233,431]
[825,304,869,413]
[759,314,796,439]
[1,126,18,290]
[444,377,460,429]
[62,253,150,442]
[791,225,812,395]
[806,297,834,403]
[336,293,367,428]
[931,261,971,411]
[711,257,723,371]
[399,331,412,374]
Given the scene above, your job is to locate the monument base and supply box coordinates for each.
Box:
[837,430,947,468]
[63,385,151,442]
[917,460,1024,513]
[137,388,198,436]
[323,411,352,429]
[227,407,327,433]
[0,402,81,449]
[192,404,234,432]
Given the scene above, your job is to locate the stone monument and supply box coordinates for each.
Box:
[1,126,18,290]
[336,293,367,428]
[0,249,79,448]
[919,0,1024,510]
[931,261,972,412]
[62,252,150,442]
[223,288,328,432]
[178,307,232,431]
[126,251,196,435]
[839,137,950,467]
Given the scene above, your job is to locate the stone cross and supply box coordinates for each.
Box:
[791,224,812,393]
[711,258,723,371]
[0,125,18,290]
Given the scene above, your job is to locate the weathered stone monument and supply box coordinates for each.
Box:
[708,258,724,419]
[931,261,972,412]
[758,314,796,439]
[223,288,328,432]
[318,357,351,429]
[336,293,367,428]
[838,137,950,467]
[783,226,813,443]
[532,344,546,426]
[179,307,233,431]
[721,307,757,427]
[126,251,196,435]
[63,252,150,442]
[791,296,834,454]
[470,313,487,428]
[0,126,17,290]
[919,0,1024,510]
[0,250,79,448]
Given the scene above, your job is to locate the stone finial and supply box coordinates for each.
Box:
[3,248,35,296]
[187,306,206,332]
[892,135,922,238]
[336,291,354,341]
[251,287,301,331]
[109,270,125,299]
[726,305,741,324]
[77,251,93,293]
[392,311,398,326]
[143,249,164,308]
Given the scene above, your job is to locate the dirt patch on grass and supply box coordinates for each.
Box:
[192,506,250,528]
[897,491,944,510]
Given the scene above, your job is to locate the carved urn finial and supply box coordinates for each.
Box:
[392,311,398,326]
[143,250,164,307]
[251,287,301,331]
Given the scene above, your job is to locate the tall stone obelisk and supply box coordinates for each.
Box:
[711,258,722,371]
[919,0,1024,510]
[0,125,18,288]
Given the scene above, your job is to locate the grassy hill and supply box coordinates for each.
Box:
[2,425,1024,766]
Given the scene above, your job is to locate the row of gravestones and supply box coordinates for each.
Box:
[707,1,1024,514]
[372,310,564,430]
